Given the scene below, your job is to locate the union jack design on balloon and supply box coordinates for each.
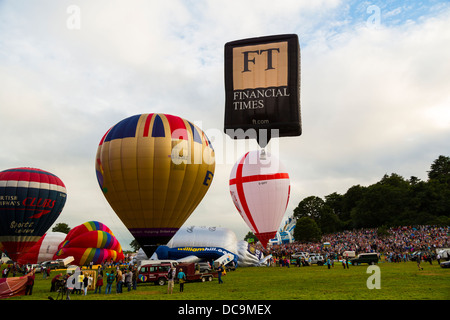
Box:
[95,113,215,257]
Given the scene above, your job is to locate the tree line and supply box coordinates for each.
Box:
[293,155,450,242]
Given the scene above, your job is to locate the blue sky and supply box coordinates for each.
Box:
[1,0,449,250]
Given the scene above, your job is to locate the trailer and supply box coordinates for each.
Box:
[175,262,215,283]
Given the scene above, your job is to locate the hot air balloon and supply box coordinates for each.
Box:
[53,221,124,266]
[224,34,301,147]
[0,168,67,261]
[229,150,290,248]
[17,231,66,264]
[95,113,215,257]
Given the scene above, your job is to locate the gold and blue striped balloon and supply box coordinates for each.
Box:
[95,113,215,257]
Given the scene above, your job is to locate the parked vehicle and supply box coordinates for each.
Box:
[292,252,309,260]
[342,251,356,258]
[137,261,173,285]
[309,253,325,266]
[175,263,215,283]
[40,260,62,270]
[198,261,212,273]
[138,261,215,286]
[350,253,379,265]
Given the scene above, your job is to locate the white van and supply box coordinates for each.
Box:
[342,251,356,258]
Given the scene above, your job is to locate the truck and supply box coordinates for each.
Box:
[175,263,215,283]
[137,261,173,285]
[138,261,215,286]
[308,253,325,266]
[350,253,379,265]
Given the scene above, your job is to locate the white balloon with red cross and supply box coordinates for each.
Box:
[229,150,290,249]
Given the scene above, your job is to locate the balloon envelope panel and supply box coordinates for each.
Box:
[229,151,290,248]
[54,221,124,266]
[95,113,215,257]
[0,167,67,261]
[17,231,66,264]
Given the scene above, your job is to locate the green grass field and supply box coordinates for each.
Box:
[6,261,449,301]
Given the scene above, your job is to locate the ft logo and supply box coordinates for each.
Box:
[232,41,288,90]
[366,265,381,289]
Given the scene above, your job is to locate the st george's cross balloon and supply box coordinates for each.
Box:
[95,113,215,257]
[0,167,67,261]
[229,150,290,248]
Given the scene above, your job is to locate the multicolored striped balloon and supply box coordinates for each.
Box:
[95,113,215,257]
[0,167,67,261]
[54,221,124,266]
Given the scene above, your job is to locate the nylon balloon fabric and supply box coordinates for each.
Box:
[229,150,290,248]
[0,167,67,261]
[16,231,66,264]
[53,221,124,266]
[95,113,215,257]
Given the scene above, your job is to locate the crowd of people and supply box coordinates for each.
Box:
[263,225,449,263]
[45,264,139,299]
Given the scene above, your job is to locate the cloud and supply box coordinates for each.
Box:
[0,0,449,249]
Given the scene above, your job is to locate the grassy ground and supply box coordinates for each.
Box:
[5,261,449,301]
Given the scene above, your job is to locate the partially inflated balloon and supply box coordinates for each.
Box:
[0,168,67,261]
[17,231,66,264]
[53,221,124,266]
[95,113,215,257]
[229,150,290,248]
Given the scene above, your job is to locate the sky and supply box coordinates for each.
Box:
[1,0,449,251]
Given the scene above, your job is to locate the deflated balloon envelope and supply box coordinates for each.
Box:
[53,221,124,265]
[0,167,67,261]
[95,113,215,257]
[17,231,66,264]
[229,150,290,248]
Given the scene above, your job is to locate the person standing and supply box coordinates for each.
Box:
[167,267,176,294]
[24,269,35,295]
[95,274,103,293]
[177,268,186,292]
[2,266,9,278]
[125,269,133,291]
[105,269,114,294]
[116,269,123,293]
[83,273,89,295]
[417,253,423,270]
[132,267,138,290]
[217,264,224,284]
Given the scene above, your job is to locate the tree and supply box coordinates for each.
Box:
[52,222,70,234]
[341,185,366,226]
[293,196,324,220]
[428,155,450,183]
[324,192,344,218]
[293,217,321,242]
[244,232,258,244]
[130,239,140,252]
[291,155,450,233]
[318,206,341,234]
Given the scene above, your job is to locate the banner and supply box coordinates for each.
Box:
[224,34,301,147]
